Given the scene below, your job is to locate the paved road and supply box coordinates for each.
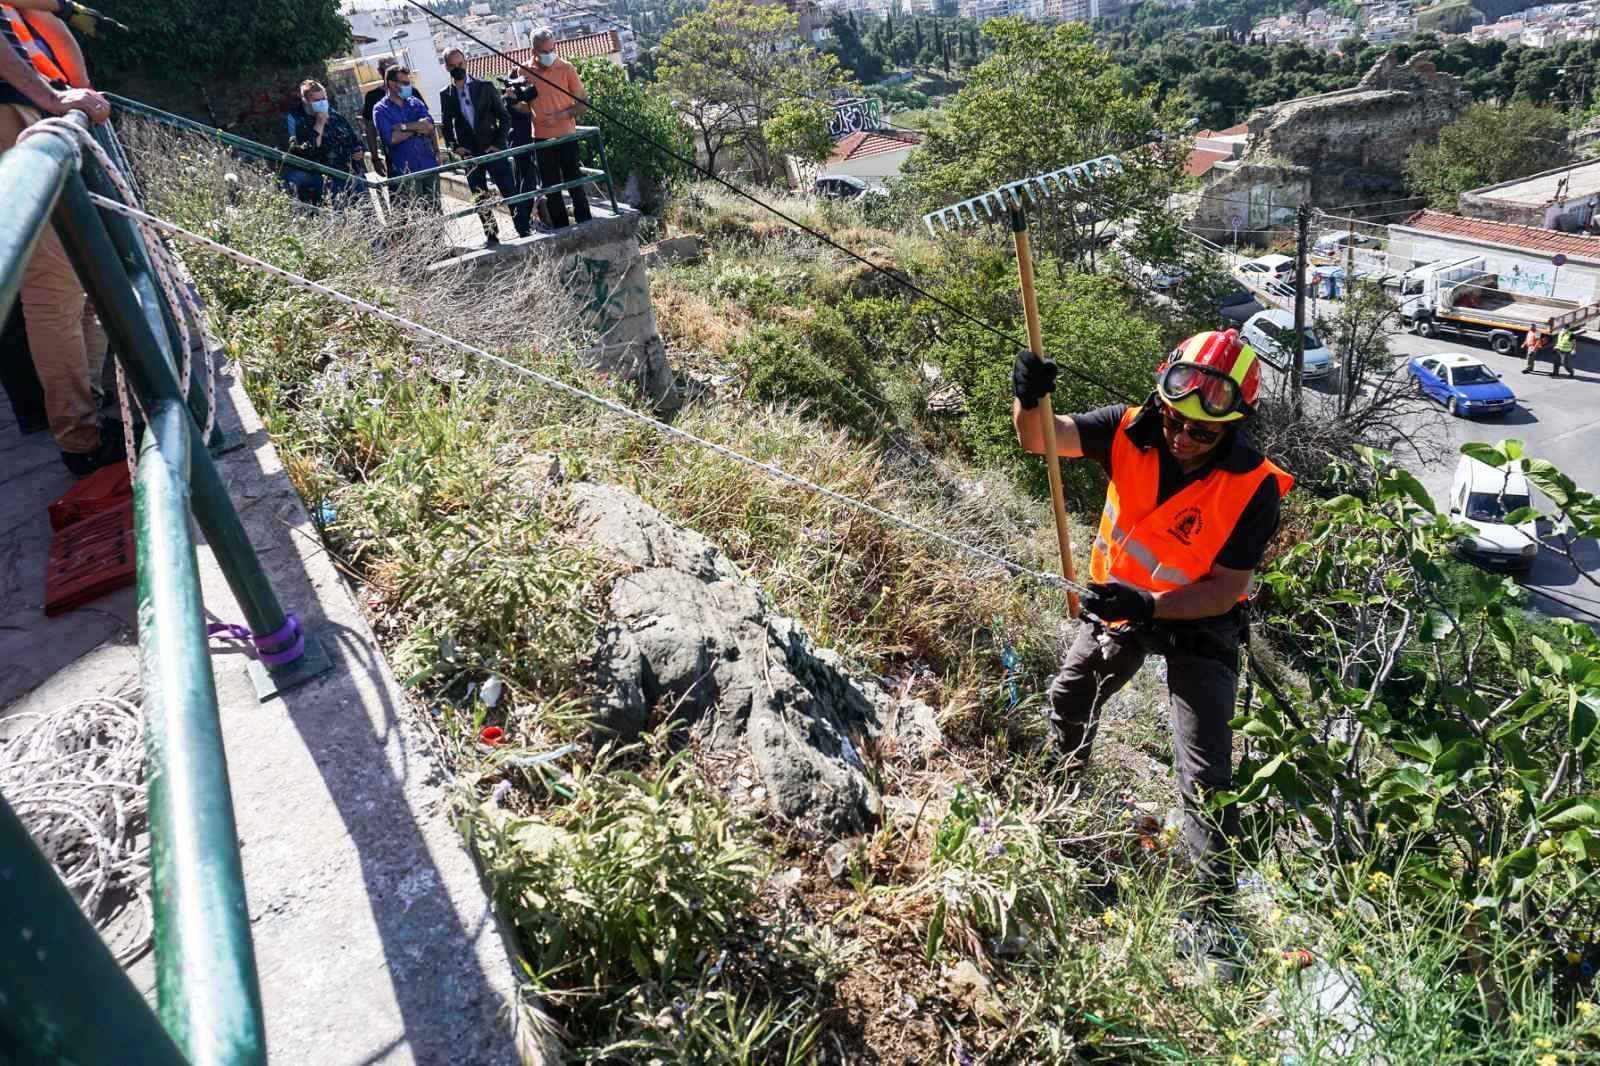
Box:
[1382,329,1600,626]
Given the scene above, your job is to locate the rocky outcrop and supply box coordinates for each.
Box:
[1192,53,1464,236]
[571,483,941,838]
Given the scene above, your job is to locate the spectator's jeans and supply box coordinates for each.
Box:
[0,104,107,454]
[464,155,516,240]
[390,172,440,214]
[1556,345,1575,374]
[511,150,541,234]
[536,138,591,227]
[1048,619,1243,900]
[285,169,357,208]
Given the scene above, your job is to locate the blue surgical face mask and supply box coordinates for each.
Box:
[398,84,414,99]
[311,99,330,114]
[538,51,556,67]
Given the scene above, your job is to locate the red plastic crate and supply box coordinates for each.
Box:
[44,500,137,616]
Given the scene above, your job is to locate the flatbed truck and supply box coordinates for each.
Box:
[1395,256,1600,354]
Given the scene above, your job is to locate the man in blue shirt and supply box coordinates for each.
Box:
[371,64,440,211]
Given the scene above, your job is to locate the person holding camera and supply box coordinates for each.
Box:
[502,75,548,235]
[441,47,518,244]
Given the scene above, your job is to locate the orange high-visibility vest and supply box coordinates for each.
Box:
[2,5,68,85]
[1089,408,1293,600]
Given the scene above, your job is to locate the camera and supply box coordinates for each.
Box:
[501,75,537,103]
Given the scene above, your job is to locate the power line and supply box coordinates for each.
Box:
[92,191,1087,596]
[398,0,1134,402]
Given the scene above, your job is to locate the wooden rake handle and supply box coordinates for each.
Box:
[1010,205,1080,617]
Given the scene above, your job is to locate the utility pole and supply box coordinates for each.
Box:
[1292,202,1311,421]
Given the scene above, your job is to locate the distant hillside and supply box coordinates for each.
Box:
[1415,0,1538,33]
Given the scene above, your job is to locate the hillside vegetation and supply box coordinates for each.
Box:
[119,17,1600,1062]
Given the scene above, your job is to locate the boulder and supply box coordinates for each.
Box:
[571,482,942,838]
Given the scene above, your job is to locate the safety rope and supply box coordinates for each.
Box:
[0,695,150,964]
[85,192,1090,597]
[19,117,216,450]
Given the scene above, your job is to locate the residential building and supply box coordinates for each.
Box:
[1459,159,1600,232]
[793,127,922,187]
[1388,209,1600,305]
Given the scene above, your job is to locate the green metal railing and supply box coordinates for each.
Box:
[0,112,329,1064]
[107,91,620,220]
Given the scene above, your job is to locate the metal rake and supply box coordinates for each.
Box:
[921,154,1124,235]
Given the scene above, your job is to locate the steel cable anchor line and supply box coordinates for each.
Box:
[91,193,1094,600]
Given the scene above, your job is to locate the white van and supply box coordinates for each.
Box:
[1448,456,1539,571]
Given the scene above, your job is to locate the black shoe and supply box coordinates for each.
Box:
[15,413,47,434]
[61,429,128,478]
[1521,368,1532,374]
[485,233,500,247]
[515,227,532,239]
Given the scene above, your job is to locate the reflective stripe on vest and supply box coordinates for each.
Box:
[1088,407,1294,599]
[2,6,67,86]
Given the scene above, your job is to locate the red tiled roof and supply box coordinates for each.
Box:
[1216,121,1249,136]
[1398,209,1600,261]
[1185,147,1231,177]
[826,129,921,165]
[462,31,619,80]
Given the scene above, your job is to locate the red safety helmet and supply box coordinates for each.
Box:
[1156,329,1260,422]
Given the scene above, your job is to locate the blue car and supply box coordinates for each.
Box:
[1408,352,1517,418]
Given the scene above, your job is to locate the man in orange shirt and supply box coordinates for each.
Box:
[528,27,590,228]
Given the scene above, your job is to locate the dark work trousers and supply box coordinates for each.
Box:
[464,155,516,242]
[511,151,542,235]
[1,304,47,432]
[536,138,591,228]
[1048,618,1242,900]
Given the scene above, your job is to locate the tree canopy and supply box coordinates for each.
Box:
[573,58,695,206]
[1404,101,1572,210]
[83,0,350,84]
[657,0,854,181]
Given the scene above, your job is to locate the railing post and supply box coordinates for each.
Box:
[592,127,619,216]
[136,398,267,1065]
[48,164,330,697]
[0,792,193,1064]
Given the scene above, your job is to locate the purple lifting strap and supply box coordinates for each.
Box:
[206,613,305,667]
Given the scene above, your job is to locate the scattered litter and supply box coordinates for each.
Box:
[480,676,504,708]
[315,498,336,525]
[479,726,506,746]
[490,779,514,806]
[1265,953,1381,1064]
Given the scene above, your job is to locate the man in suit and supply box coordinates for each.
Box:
[440,48,520,243]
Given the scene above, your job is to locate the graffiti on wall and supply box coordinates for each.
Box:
[827,98,883,139]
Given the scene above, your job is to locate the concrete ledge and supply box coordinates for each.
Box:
[195,363,540,1064]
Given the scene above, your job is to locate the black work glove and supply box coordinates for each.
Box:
[1011,349,1057,410]
[56,0,130,36]
[1081,580,1155,625]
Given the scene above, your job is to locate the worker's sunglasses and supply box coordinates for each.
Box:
[1157,360,1245,419]
[1159,406,1225,445]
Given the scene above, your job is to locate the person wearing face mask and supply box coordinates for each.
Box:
[502,76,551,233]
[440,47,520,243]
[371,64,440,211]
[286,79,366,206]
[528,28,591,229]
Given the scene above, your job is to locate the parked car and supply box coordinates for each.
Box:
[1240,309,1335,377]
[1447,455,1539,572]
[1407,352,1517,418]
[1237,253,1297,296]
[1311,230,1381,263]
[815,174,872,200]
[1139,260,1189,291]
[1208,280,1264,326]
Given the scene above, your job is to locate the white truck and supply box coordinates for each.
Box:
[1395,255,1600,355]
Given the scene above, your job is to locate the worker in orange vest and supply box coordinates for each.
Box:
[0,0,129,475]
[1523,326,1549,374]
[1013,329,1293,981]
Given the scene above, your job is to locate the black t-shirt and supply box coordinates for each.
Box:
[362,85,386,128]
[1073,398,1283,571]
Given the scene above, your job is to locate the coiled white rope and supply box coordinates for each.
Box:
[87,192,1087,596]
[0,695,150,964]
[19,117,216,450]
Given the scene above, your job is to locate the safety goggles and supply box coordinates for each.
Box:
[1159,407,1224,445]
[1158,360,1245,419]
